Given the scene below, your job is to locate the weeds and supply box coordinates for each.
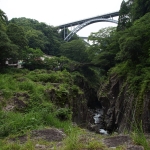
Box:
[131,121,150,150]
[62,127,82,150]
[0,139,34,150]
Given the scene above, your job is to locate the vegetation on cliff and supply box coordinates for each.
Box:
[0,0,150,149]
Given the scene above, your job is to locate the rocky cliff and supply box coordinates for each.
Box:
[98,74,150,133]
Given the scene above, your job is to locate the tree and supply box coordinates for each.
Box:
[0,9,8,23]
[6,23,28,49]
[87,27,119,72]
[23,47,44,70]
[117,0,131,31]
[60,39,89,63]
[0,9,8,31]
[9,17,63,56]
[132,0,150,21]
[116,12,150,63]
[26,29,48,51]
[0,30,19,66]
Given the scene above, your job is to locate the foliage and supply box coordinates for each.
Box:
[0,68,85,138]
[55,108,72,121]
[0,30,19,66]
[9,17,63,56]
[0,9,8,31]
[24,55,78,71]
[131,0,150,22]
[88,27,119,74]
[0,106,72,137]
[26,29,48,51]
[60,39,89,63]
[62,128,107,150]
[117,0,131,31]
[116,12,150,63]
[1,0,150,143]
[131,121,150,150]
[6,23,28,49]
[22,47,44,69]
[0,139,34,150]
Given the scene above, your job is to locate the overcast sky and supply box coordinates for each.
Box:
[0,0,122,36]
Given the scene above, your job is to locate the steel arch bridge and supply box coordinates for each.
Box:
[57,11,119,41]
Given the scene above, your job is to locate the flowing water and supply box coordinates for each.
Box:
[93,109,108,135]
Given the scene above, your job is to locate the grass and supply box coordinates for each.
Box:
[1,68,150,150]
[131,121,150,150]
[62,127,82,150]
[0,138,35,150]
[61,127,107,150]
[0,68,83,146]
[0,104,72,138]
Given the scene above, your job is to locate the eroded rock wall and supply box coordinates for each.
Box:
[98,74,150,133]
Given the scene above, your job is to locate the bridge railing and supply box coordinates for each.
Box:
[57,11,119,28]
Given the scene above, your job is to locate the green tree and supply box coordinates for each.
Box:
[60,39,89,63]
[10,17,63,56]
[117,0,131,31]
[23,47,44,70]
[6,23,28,49]
[26,29,49,51]
[0,9,8,31]
[132,0,150,21]
[0,9,8,22]
[88,27,119,72]
[0,30,19,66]
[116,12,150,64]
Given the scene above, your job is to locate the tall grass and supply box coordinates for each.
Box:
[0,74,19,99]
[62,127,82,150]
[0,103,72,138]
[0,139,34,150]
[131,121,150,150]
[0,68,86,150]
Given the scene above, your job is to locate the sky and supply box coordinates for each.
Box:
[0,0,123,37]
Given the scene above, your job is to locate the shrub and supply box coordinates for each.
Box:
[55,108,72,121]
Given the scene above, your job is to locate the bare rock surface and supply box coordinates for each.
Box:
[31,128,66,142]
[104,135,131,147]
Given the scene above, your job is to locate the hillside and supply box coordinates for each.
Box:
[1,0,150,149]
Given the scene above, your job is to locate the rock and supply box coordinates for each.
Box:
[127,145,144,150]
[35,144,46,149]
[31,128,66,142]
[3,104,15,111]
[104,135,131,147]
[98,74,150,133]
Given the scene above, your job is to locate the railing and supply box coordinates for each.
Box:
[58,11,119,28]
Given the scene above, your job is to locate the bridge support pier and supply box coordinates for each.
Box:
[63,26,69,40]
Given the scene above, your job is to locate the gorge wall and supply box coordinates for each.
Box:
[98,74,150,133]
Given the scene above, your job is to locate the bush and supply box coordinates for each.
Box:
[55,108,72,121]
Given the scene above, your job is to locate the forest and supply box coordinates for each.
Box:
[0,0,150,149]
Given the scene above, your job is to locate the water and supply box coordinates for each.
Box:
[93,109,108,135]
[99,129,108,135]
[93,113,101,124]
[93,109,102,124]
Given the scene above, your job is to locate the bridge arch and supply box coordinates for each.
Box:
[64,18,118,41]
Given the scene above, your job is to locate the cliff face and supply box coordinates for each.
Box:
[98,74,150,133]
[72,75,100,126]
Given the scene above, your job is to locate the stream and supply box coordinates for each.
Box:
[93,109,108,135]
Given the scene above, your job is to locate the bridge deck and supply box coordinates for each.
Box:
[58,11,119,29]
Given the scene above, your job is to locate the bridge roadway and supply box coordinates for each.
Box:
[58,11,119,29]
